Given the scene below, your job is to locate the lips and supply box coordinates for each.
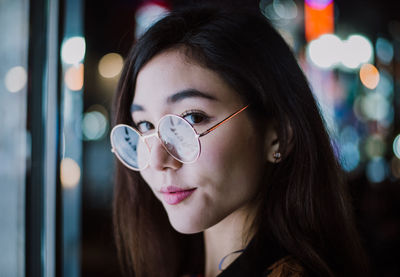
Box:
[160,186,196,205]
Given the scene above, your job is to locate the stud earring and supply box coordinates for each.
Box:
[273,152,281,163]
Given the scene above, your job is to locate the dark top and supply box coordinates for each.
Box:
[216,237,288,277]
[188,238,305,277]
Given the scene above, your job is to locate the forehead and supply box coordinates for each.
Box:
[132,49,243,112]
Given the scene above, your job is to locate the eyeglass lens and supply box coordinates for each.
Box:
[158,115,199,163]
[111,126,150,170]
[111,115,200,170]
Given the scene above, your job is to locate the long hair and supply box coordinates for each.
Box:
[112,5,369,277]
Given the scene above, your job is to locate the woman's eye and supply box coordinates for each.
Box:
[182,112,209,125]
[136,121,154,133]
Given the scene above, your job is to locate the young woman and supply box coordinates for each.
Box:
[110,5,369,277]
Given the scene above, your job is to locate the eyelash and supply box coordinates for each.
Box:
[180,110,211,125]
[134,110,211,133]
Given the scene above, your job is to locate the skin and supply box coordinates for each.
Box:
[131,48,279,276]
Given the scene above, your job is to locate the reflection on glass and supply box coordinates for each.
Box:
[0,0,28,276]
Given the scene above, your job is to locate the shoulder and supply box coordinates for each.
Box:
[264,256,305,277]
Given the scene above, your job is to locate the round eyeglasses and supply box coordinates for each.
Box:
[110,105,249,171]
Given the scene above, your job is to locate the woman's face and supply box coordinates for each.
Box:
[131,49,267,234]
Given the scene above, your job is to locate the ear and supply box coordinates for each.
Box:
[265,122,293,163]
[264,126,280,163]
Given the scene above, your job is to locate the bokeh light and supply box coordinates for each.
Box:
[360,92,390,121]
[307,34,342,68]
[98,53,123,78]
[61,36,86,64]
[359,64,380,89]
[4,66,27,93]
[341,35,373,69]
[304,0,334,41]
[376,37,394,64]
[340,125,360,145]
[365,135,386,158]
[376,69,393,97]
[340,143,360,172]
[366,157,388,183]
[60,158,81,188]
[305,0,333,9]
[82,107,109,141]
[273,0,298,20]
[65,63,84,91]
[307,34,373,70]
[338,125,361,172]
[393,134,400,159]
[260,1,280,21]
[135,2,169,39]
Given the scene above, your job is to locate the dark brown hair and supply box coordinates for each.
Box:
[112,5,369,277]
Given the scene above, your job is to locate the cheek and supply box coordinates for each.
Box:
[197,124,264,194]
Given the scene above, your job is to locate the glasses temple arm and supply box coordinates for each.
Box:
[198,105,249,137]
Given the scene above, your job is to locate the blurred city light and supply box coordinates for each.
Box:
[365,135,386,158]
[272,0,298,20]
[82,107,109,141]
[376,37,394,64]
[338,125,361,171]
[260,1,280,21]
[98,53,123,78]
[260,0,300,27]
[340,125,360,146]
[340,142,360,172]
[60,158,81,188]
[360,92,390,121]
[4,66,27,93]
[304,0,334,42]
[306,34,341,68]
[366,157,388,183]
[65,63,84,91]
[376,69,393,97]
[394,134,400,159]
[306,34,373,70]
[305,0,333,9]
[135,1,169,39]
[359,63,380,90]
[61,36,86,65]
[340,35,373,69]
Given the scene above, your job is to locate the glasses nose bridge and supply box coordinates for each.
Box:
[141,131,160,149]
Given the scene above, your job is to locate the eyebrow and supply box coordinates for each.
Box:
[130,89,218,113]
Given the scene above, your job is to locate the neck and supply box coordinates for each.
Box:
[203,204,256,277]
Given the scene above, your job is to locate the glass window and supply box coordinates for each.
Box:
[0,0,29,276]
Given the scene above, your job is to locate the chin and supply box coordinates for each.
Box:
[167,212,209,234]
[169,219,205,234]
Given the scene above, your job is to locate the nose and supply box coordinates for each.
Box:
[147,137,182,171]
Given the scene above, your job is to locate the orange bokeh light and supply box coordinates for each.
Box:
[65,63,84,91]
[359,64,380,90]
[305,2,334,42]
